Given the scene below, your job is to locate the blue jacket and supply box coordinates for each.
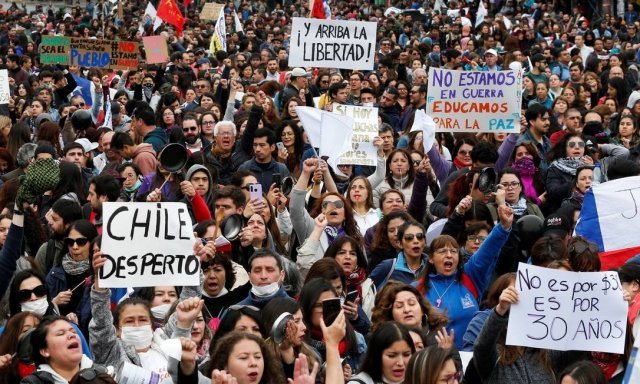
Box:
[370,251,427,289]
[46,266,93,334]
[238,285,289,309]
[419,223,510,349]
[0,222,23,298]
[462,309,490,352]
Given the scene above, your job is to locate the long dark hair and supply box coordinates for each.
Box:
[275,120,303,172]
[298,278,358,355]
[357,322,415,382]
[324,235,368,272]
[9,269,52,317]
[309,192,363,245]
[50,161,86,203]
[371,211,412,253]
[347,176,375,211]
[7,122,30,160]
[385,149,415,187]
[547,133,584,162]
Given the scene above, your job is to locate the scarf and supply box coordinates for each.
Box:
[324,226,345,244]
[511,157,536,176]
[508,197,528,217]
[309,328,349,356]
[570,189,585,205]
[62,253,90,275]
[551,157,585,176]
[453,156,470,170]
[591,352,620,380]
[346,267,367,298]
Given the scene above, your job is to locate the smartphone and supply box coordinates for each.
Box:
[222,66,231,80]
[322,298,342,326]
[345,290,359,304]
[276,142,286,151]
[272,173,282,190]
[249,183,262,201]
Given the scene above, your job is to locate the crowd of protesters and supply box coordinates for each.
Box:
[0,0,639,382]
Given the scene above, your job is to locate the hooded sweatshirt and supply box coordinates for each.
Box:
[183,164,215,221]
[34,355,94,384]
[143,127,168,153]
[132,143,158,177]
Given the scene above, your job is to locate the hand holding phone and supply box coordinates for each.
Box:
[322,298,342,326]
[249,183,262,202]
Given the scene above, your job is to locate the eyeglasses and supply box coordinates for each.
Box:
[17,285,48,302]
[403,233,425,241]
[569,241,599,255]
[500,181,521,189]
[381,42,391,46]
[73,102,85,108]
[442,371,463,383]
[568,141,585,148]
[202,120,215,126]
[412,160,421,166]
[196,84,209,89]
[467,235,487,243]
[322,200,345,210]
[64,237,89,247]
[183,126,198,132]
[142,83,154,87]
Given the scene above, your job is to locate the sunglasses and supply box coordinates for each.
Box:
[64,237,89,247]
[322,200,345,209]
[73,102,85,108]
[183,126,198,132]
[142,83,154,87]
[403,233,425,241]
[570,241,599,255]
[568,141,585,148]
[17,285,48,302]
[218,304,260,321]
[412,160,421,166]
[196,84,208,88]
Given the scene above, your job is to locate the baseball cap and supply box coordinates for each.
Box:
[75,138,99,153]
[290,67,311,78]
[196,58,210,66]
[110,103,121,117]
[543,214,571,238]
[484,49,497,57]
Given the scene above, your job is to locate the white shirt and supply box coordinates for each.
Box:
[353,208,379,236]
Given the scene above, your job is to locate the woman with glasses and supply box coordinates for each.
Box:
[44,220,97,335]
[405,346,462,384]
[415,201,513,349]
[292,158,363,276]
[472,285,556,383]
[370,220,429,289]
[157,106,179,134]
[545,133,593,213]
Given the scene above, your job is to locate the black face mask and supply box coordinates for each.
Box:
[583,120,604,137]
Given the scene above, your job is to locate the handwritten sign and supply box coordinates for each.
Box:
[143,36,169,64]
[506,263,627,354]
[290,17,377,70]
[40,37,139,70]
[0,70,9,104]
[99,202,199,288]
[201,3,224,20]
[426,67,523,132]
[332,104,378,166]
[39,36,70,65]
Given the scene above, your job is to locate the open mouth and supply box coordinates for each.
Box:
[411,246,422,254]
[67,341,80,351]
[328,211,339,217]
[247,372,259,381]
[392,368,405,378]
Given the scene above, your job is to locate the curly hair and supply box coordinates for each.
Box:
[206,332,285,384]
[371,281,448,334]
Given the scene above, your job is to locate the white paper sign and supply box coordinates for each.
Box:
[426,67,523,132]
[99,202,199,288]
[506,263,627,354]
[289,17,377,70]
[332,104,378,166]
[0,70,10,104]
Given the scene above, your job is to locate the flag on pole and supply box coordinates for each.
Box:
[409,109,436,153]
[157,0,185,35]
[475,0,487,28]
[309,0,326,19]
[210,9,227,53]
[319,112,354,176]
[233,11,244,34]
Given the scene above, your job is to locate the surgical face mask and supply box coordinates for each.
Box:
[21,297,48,316]
[150,303,172,320]
[120,325,153,350]
[251,282,280,297]
[361,102,374,107]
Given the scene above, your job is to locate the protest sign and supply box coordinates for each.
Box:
[426,67,523,132]
[201,3,224,20]
[289,17,377,70]
[0,70,9,104]
[320,112,354,176]
[576,176,640,270]
[506,263,627,354]
[39,35,70,65]
[99,202,199,288]
[210,8,227,53]
[332,104,379,166]
[143,36,169,64]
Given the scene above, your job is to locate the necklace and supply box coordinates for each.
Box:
[431,279,456,308]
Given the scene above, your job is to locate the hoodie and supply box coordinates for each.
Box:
[33,355,94,384]
[132,143,158,176]
[182,164,215,222]
[143,127,168,153]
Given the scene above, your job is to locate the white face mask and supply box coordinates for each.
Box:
[251,282,280,298]
[21,297,48,316]
[362,102,374,107]
[150,303,172,320]
[120,325,153,350]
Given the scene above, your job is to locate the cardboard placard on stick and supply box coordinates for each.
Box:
[143,36,169,64]
[201,3,224,20]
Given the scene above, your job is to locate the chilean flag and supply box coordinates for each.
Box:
[575,176,640,271]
